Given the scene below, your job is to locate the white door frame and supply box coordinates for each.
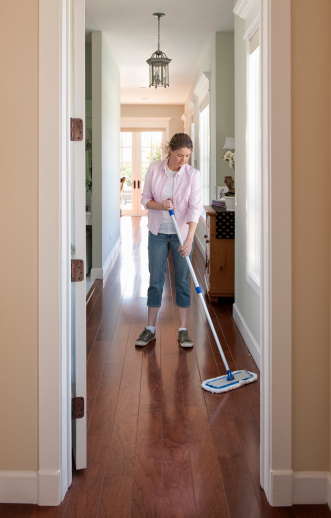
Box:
[260,0,292,506]
[39,0,86,505]
[70,0,87,471]
[37,0,293,506]
[234,0,292,507]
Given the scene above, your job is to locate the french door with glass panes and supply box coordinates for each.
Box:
[120,130,166,216]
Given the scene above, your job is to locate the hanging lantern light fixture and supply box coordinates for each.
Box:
[146,13,171,88]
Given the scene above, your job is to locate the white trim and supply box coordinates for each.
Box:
[38,470,62,506]
[39,0,67,506]
[243,16,260,41]
[102,235,121,286]
[266,470,331,507]
[293,472,329,505]
[193,72,210,103]
[120,117,171,143]
[194,232,205,259]
[269,470,293,507]
[233,303,260,369]
[246,270,261,295]
[71,0,87,471]
[0,472,37,504]
[90,235,121,283]
[0,470,61,506]
[260,0,292,505]
[188,99,195,117]
[90,267,104,280]
[234,0,256,18]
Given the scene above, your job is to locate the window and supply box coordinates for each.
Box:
[194,73,211,209]
[246,31,261,292]
[190,119,195,168]
[199,99,210,206]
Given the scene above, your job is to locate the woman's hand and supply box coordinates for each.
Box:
[161,198,173,211]
[179,238,193,258]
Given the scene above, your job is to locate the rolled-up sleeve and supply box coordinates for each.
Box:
[186,170,202,224]
[141,163,154,209]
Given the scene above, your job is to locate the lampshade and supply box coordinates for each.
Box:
[146,13,171,88]
[223,137,235,150]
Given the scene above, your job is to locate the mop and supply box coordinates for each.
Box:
[169,210,258,394]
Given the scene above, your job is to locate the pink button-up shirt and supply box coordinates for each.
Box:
[141,159,202,241]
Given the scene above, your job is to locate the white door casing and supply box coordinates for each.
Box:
[234,0,292,506]
[39,0,86,506]
[260,0,292,505]
[37,0,293,507]
[69,0,87,471]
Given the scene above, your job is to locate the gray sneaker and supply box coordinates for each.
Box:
[135,328,156,347]
[178,330,194,348]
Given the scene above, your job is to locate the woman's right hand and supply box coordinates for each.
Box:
[161,198,173,210]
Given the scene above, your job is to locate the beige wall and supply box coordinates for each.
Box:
[120,104,184,139]
[0,1,39,469]
[291,0,331,471]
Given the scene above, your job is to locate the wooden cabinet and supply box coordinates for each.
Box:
[204,205,235,302]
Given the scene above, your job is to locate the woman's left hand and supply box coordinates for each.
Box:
[179,239,193,258]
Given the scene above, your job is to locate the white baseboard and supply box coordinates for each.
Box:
[90,267,103,280]
[195,233,205,258]
[38,469,62,506]
[102,235,121,286]
[293,471,329,505]
[232,303,261,369]
[0,470,61,506]
[269,470,293,507]
[90,235,121,283]
[0,471,37,504]
[267,470,331,507]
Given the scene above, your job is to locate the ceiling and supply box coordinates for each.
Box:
[85,0,235,105]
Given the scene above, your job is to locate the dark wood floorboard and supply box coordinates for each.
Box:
[1,216,330,518]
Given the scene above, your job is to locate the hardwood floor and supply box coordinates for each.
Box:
[1,216,330,518]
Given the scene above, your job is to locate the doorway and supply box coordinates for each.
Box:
[120,130,166,216]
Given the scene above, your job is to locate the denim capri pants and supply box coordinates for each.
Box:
[147,231,193,308]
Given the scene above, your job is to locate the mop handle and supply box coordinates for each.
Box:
[169,210,232,374]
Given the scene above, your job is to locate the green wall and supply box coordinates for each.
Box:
[90,31,121,273]
[234,16,260,348]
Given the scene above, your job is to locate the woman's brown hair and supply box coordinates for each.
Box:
[169,133,193,151]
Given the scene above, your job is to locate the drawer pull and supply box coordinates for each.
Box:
[205,240,210,244]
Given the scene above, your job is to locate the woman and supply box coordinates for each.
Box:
[135,133,202,348]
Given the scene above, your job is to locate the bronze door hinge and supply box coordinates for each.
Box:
[72,397,84,419]
[71,259,84,282]
[70,118,83,141]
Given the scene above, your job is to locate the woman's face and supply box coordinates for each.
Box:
[169,147,192,169]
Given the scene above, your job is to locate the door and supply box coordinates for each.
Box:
[70,0,87,471]
[120,130,166,216]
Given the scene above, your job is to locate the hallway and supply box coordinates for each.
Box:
[1,216,330,517]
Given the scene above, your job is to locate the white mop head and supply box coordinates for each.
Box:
[201,370,258,394]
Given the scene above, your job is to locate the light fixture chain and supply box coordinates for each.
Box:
[158,15,160,52]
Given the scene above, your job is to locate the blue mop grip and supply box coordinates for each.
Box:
[169,209,174,215]
[196,287,202,294]
[226,370,235,381]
